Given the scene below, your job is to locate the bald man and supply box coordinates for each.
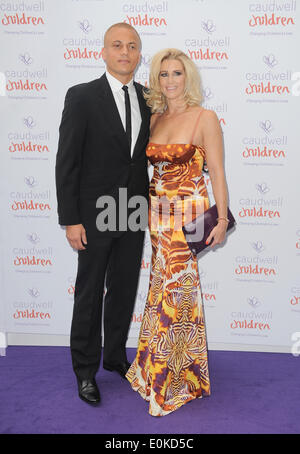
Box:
[55,23,150,405]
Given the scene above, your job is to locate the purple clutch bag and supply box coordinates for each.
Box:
[182,204,236,256]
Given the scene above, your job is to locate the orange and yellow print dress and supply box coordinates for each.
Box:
[126,141,211,416]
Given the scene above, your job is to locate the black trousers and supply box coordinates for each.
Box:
[70,229,145,380]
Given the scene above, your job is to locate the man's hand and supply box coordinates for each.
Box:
[66,224,87,251]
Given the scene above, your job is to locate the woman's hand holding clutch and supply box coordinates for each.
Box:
[205,219,228,248]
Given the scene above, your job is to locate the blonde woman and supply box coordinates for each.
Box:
[126,49,229,416]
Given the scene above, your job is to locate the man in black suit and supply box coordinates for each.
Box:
[55,23,150,405]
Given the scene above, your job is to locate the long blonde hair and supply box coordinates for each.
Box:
[144,48,203,113]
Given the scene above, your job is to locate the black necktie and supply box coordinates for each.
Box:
[122,85,132,150]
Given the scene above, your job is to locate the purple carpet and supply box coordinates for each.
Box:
[0,346,299,434]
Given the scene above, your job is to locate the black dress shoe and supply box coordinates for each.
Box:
[77,378,100,405]
[103,360,131,379]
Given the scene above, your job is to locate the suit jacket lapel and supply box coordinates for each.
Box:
[132,82,150,159]
[97,74,149,159]
[97,74,131,156]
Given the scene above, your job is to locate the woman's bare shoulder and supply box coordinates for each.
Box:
[198,109,220,132]
[201,108,219,122]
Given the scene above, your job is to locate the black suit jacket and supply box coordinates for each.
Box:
[55,74,151,239]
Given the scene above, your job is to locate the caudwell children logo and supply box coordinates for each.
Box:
[0,1,46,30]
[12,233,53,271]
[230,298,272,335]
[5,52,48,98]
[185,20,230,68]
[248,0,296,34]
[234,241,278,283]
[9,115,50,159]
[122,1,168,34]
[241,119,287,166]
[63,19,104,66]
[10,176,51,217]
[12,288,52,322]
[245,52,292,99]
[238,182,283,225]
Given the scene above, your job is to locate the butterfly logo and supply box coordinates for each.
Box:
[263,54,278,68]
[247,296,261,308]
[255,182,270,195]
[201,20,216,34]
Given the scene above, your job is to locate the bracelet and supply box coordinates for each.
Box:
[217,217,230,223]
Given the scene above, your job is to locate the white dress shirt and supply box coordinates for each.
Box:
[105,71,142,157]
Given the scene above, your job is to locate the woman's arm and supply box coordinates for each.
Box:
[201,110,229,247]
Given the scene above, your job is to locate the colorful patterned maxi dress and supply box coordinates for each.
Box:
[126,139,211,416]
